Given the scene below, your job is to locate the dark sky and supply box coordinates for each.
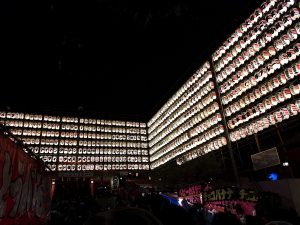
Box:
[1,0,263,121]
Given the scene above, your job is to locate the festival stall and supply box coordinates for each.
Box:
[0,126,51,225]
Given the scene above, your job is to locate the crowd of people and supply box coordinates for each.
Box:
[46,180,299,225]
[179,200,298,225]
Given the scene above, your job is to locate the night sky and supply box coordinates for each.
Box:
[1,0,263,121]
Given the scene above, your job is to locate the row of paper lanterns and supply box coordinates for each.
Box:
[176,136,228,165]
[213,0,294,62]
[32,146,148,156]
[215,5,298,73]
[148,62,210,127]
[150,101,219,154]
[224,60,300,120]
[219,24,300,94]
[230,99,300,141]
[151,121,225,163]
[149,70,213,135]
[150,102,220,156]
[221,52,300,106]
[53,164,150,171]
[149,80,215,143]
[228,83,300,129]
[149,86,216,147]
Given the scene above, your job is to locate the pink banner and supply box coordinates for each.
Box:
[0,135,51,225]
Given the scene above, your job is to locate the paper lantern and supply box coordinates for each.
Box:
[273,59,281,70]
[247,108,254,119]
[236,114,243,125]
[275,20,284,33]
[245,33,251,45]
[239,39,245,49]
[271,95,278,106]
[276,91,285,102]
[258,103,266,113]
[241,128,247,138]
[230,133,236,142]
[283,15,292,27]
[261,2,268,13]
[294,44,300,58]
[234,102,241,112]
[255,7,262,17]
[254,88,262,99]
[288,28,298,41]
[268,45,277,56]
[220,82,227,93]
[288,103,298,115]
[259,18,267,31]
[271,7,279,18]
[291,8,300,20]
[274,111,283,122]
[249,93,256,102]
[295,100,300,111]
[260,84,268,95]
[246,124,252,136]
[251,76,258,86]
[257,120,264,131]
[286,67,295,79]
[257,54,264,65]
[290,84,300,95]
[252,42,260,53]
[267,63,275,74]
[283,88,292,99]
[268,114,276,125]
[244,95,251,105]
[261,68,268,79]
[242,112,250,121]
[293,62,300,75]
[253,105,260,117]
[251,28,259,41]
[273,77,281,88]
[266,12,274,23]
[281,34,291,45]
[287,48,297,61]
[279,53,289,65]
[294,22,300,36]
[218,125,225,134]
[262,50,270,60]
[237,71,243,80]
[239,98,246,108]
[263,117,270,129]
[231,75,238,85]
[247,46,254,56]
[279,2,288,13]
[281,108,290,120]
[252,122,258,133]
[240,81,247,91]
[274,39,284,51]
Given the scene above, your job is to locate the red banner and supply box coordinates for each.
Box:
[0,135,51,225]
